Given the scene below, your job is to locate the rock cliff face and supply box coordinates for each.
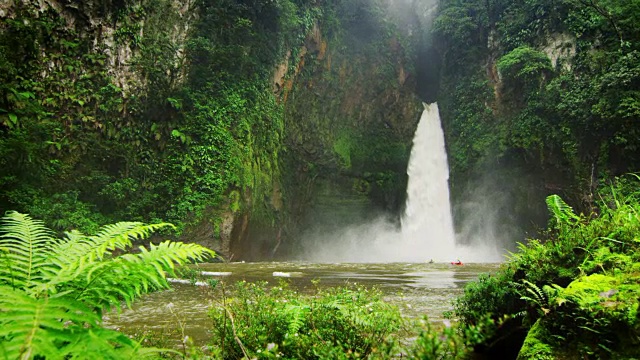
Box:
[433,0,640,249]
[235,2,426,259]
[1,0,194,94]
[0,0,425,259]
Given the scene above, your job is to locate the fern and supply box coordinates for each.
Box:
[0,285,98,359]
[283,304,310,336]
[73,241,213,311]
[0,212,58,291]
[0,211,215,358]
[518,280,560,318]
[44,222,174,287]
[0,285,161,359]
[546,194,580,227]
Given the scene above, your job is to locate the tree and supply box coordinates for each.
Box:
[497,46,553,89]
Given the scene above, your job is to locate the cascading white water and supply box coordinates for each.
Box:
[400,102,456,262]
[301,101,503,263]
[299,102,458,262]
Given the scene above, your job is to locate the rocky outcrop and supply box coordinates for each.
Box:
[272,5,424,257]
[0,0,426,260]
[0,0,194,93]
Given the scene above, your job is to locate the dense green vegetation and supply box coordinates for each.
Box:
[0,209,478,360]
[433,0,640,231]
[0,0,420,259]
[0,0,320,234]
[207,282,403,359]
[136,277,493,359]
[430,0,640,354]
[6,177,638,359]
[451,176,640,358]
[0,211,213,359]
[1,0,639,357]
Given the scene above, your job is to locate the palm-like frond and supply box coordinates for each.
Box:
[546,194,580,226]
[71,241,214,311]
[0,212,58,291]
[43,222,174,290]
[125,240,215,275]
[284,304,310,336]
[88,221,175,259]
[0,285,99,359]
[49,240,214,314]
[0,285,161,360]
[0,212,215,357]
[57,327,166,359]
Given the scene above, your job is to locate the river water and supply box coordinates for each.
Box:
[104,262,498,346]
[104,104,503,346]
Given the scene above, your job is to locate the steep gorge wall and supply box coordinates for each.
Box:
[0,0,425,260]
[232,1,425,259]
[0,0,293,258]
[432,0,640,244]
[0,0,197,228]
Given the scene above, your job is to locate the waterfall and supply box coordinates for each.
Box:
[299,102,502,263]
[400,102,456,262]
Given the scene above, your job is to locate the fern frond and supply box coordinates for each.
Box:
[61,222,173,263]
[0,214,197,358]
[0,212,58,290]
[126,240,215,273]
[523,280,545,304]
[284,304,310,335]
[59,328,166,359]
[71,241,214,312]
[546,195,580,226]
[91,222,174,257]
[0,285,100,359]
[0,285,160,360]
[42,223,174,289]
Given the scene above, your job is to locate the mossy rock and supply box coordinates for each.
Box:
[540,272,640,358]
[517,319,555,360]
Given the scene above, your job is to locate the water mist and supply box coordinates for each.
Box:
[299,103,505,263]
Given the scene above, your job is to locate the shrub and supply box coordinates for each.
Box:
[451,175,640,358]
[208,281,404,359]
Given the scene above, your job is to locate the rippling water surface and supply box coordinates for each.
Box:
[104,262,499,346]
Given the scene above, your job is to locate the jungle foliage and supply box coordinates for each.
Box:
[0,211,214,359]
[207,281,403,359]
[154,278,489,360]
[433,0,640,214]
[0,0,418,255]
[452,176,640,359]
[0,0,323,234]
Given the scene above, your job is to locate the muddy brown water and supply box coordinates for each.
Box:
[104,262,499,346]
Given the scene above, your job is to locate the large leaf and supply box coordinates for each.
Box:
[43,222,173,289]
[0,212,58,291]
[0,212,215,357]
[0,286,162,360]
[72,241,215,311]
[0,285,98,359]
[546,194,580,226]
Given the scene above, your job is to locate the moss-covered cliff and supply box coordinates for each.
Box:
[273,1,424,258]
[0,0,424,259]
[432,0,640,241]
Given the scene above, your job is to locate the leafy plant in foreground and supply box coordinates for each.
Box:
[452,176,640,358]
[0,211,215,359]
[208,281,404,359]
